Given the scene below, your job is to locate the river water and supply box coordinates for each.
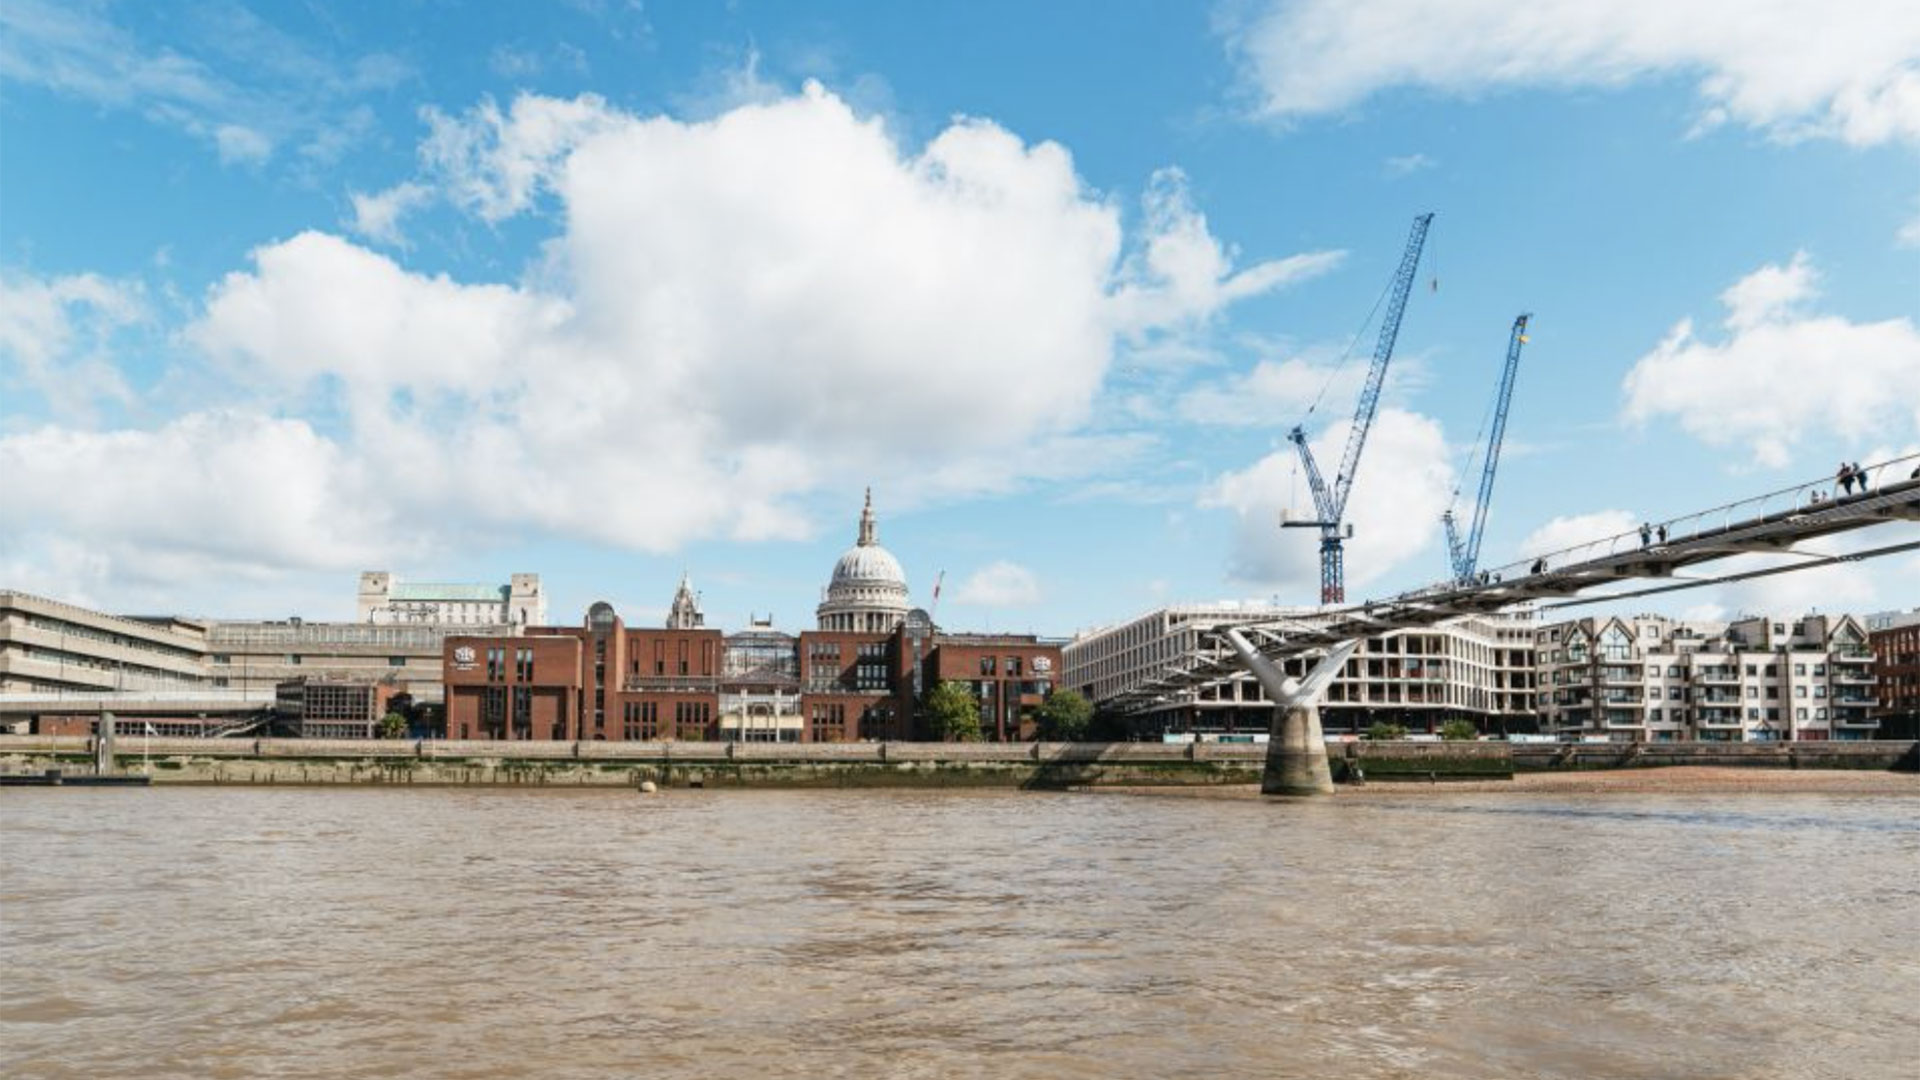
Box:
[2,787,1915,1079]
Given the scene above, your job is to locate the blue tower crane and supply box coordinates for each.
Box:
[1443,313,1531,584]
[1283,212,1434,605]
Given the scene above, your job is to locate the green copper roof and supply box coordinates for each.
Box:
[389,583,507,602]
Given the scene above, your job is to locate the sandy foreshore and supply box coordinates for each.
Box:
[1095,767,1920,798]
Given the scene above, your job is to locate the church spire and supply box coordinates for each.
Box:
[667,570,703,629]
[857,487,877,547]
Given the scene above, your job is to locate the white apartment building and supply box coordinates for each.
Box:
[1063,603,1538,736]
[1535,613,1877,741]
[356,572,546,628]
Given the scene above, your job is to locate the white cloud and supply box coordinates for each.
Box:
[1202,407,1454,595]
[1226,0,1920,146]
[1622,253,1920,467]
[1383,152,1434,176]
[0,270,143,421]
[1111,167,1345,336]
[5,85,1329,593]
[954,561,1042,607]
[1176,352,1364,426]
[0,412,402,583]
[0,0,408,165]
[1515,509,1640,566]
[418,93,626,222]
[1900,205,1920,248]
[347,182,434,247]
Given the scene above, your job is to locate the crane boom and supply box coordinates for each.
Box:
[1283,212,1433,604]
[1445,314,1530,583]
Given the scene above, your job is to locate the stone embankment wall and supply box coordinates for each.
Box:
[0,736,1912,788]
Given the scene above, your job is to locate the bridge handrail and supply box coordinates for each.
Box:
[1467,451,1920,588]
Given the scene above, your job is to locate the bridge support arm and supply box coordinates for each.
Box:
[1222,631,1356,797]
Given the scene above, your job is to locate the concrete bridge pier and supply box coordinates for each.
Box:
[1221,631,1357,797]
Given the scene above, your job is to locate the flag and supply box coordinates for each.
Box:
[145,722,157,736]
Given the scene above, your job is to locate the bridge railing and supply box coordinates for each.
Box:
[1465,450,1920,588]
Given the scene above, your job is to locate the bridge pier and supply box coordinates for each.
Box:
[1222,631,1356,797]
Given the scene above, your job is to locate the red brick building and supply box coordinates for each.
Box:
[1871,617,1920,739]
[919,633,1063,742]
[444,601,721,741]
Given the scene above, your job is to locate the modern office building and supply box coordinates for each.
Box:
[356,571,546,628]
[276,677,407,740]
[1063,603,1538,736]
[1534,613,1877,741]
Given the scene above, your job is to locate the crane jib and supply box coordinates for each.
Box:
[1288,212,1434,604]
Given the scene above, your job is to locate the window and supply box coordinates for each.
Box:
[1795,686,1807,698]
[1794,663,1807,676]
[1007,656,1023,677]
[1669,687,1681,700]
[1813,663,1826,676]
[1813,685,1826,698]
[1747,708,1759,720]
[287,654,303,665]
[1816,708,1828,721]
[1668,666,1681,677]
[1795,707,1807,720]
[1745,664,1757,676]
[980,656,997,675]
[1746,686,1758,698]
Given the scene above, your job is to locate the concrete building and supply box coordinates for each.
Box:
[1063,603,1538,737]
[356,571,546,628]
[816,491,911,633]
[205,619,482,705]
[1535,613,1877,742]
[0,590,210,694]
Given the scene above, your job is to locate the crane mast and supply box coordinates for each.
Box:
[1283,212,1433,605]
[1444,313,1531,583]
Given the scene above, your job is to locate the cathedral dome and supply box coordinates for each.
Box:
[816,489,911,633]
[830,543,906,591]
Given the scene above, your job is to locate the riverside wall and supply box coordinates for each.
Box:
[0,736,1913,789]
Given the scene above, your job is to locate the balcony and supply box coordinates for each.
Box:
[1692,668,1739,684]
[1695,710,1743,727]
[1834,671,1876,685]
[1693,690,1741,704]
[1834,712,1881,729]
[624,675,719,693]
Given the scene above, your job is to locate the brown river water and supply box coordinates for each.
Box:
[2,787,1916,1079]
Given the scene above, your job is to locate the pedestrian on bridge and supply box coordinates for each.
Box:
[1656,524,1668,544]
[1639,522,1652,547]
[1853,462,1867,493]
[1838,462,1855,496]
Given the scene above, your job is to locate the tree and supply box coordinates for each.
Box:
[1364,721,1407,741]
[1035,689,1093,742]
[1440,719,1479,741]
[377,711,408,739]
[924,680,984,742]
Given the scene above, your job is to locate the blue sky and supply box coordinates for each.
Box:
[3,0,1917,634]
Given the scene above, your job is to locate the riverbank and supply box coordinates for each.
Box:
[1099,766,1920,798]
[2,735,1913,789]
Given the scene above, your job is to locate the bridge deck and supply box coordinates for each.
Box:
[1110,465,1920,714]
